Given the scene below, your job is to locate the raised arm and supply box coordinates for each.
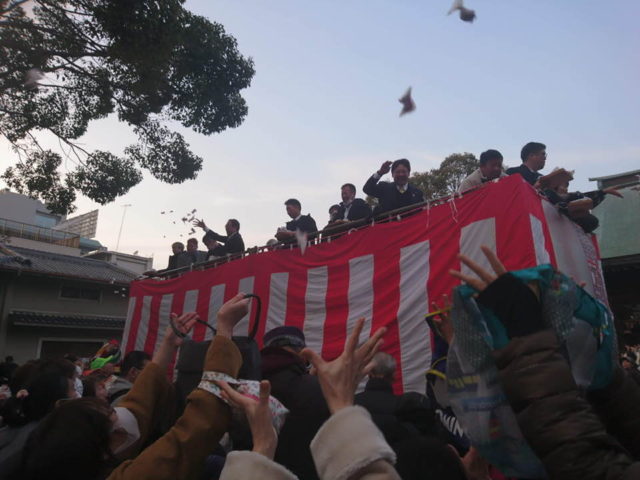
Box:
[108,295,250,480]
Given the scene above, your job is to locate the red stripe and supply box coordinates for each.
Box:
[321,263,350,360]
[371,251,404,394]
[125,297,144,354]
[284,269,307,331]
[142,295,163,355]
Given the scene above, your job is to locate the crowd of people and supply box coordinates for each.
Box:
[162,141,623,272]
[0,245,639,479]
[0,140,632,479]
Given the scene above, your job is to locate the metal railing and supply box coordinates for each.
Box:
[0,218,80,248]
[143,187,482,280]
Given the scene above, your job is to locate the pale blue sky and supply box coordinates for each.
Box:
[2,0,639,266]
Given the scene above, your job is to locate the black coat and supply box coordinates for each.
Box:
[332,198,372,222]
[355,378,434,450]
[285,214,318,234]
[207,231,245,254]
[363,176,424,215]
[505,164,542,186]
[261,347,330,480]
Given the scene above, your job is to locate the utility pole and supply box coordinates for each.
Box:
[115,204,132,252]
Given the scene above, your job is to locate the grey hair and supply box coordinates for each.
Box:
[370,352,396,382]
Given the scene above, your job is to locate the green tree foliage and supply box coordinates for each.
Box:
[411,152,478,200]
[0,0,255,213]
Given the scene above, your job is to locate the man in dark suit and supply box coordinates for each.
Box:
[195,218,245,255]
[363,158,424,215]
[167,241,185,270]
[275,198,318,243]
[202,232,227,260]
[506,142,547,185]
[331,183,372,222]
[174,238,207,267]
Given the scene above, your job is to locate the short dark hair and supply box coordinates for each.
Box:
[172,241,184,250]
[284,198,301,209]
[120,350,150,377]
[23,397,113,480]
[329,204,340,214]
[187,237,197,245]
[392,158,411,173]
[341,183,356,194]
[228,219,240,230]
[202,231,216,245]
[479,149,503,166]
[520,142,546,162]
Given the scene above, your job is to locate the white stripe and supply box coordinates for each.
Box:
[121,297,137,352]
[183,289,199,313]
[135,296,152,351]
[153,294,174,354]
[236,277,255,336]
[206,285,226,340]
[265,272,289,335]
[347,254,374,344]
[304,266,328,355]
[348,255,375,394]
[397,240,431,393]
[529,214,551,265]
[460,218,496,277]
[542,199,595,295]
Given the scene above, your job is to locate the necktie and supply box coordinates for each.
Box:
[398,185,406,194]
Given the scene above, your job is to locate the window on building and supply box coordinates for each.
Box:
[60,285,101,301]
[35,211,60,228]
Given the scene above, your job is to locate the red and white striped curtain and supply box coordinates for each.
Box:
[122,175,607,394]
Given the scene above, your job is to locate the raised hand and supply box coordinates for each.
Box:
[153,311,199,369]
[216,293,250,338]
[301,318,386,414]
[603,187,624,198]
[166,312,199,347]
[217,380,277,459]
[193,219,207,230]
[449,245,506,292]
[378,160,393,176]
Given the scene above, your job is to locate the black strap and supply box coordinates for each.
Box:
[244,294,262,339]
[173,293,261,339]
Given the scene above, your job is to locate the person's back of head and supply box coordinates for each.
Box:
[22,397,113,480]
[369,352,396,383]
[120,350,151,382]
[1,360,74,427]
[263,326,306,353]
[395,436,467,480]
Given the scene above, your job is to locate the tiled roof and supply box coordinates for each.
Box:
[9,310,125,330]
[0,245,135,285]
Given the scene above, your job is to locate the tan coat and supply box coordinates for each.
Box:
[108,335,242,480]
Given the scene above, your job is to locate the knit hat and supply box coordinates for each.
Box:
[263,326,306,350]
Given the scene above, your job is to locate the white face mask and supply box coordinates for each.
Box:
[111,407,140,454]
